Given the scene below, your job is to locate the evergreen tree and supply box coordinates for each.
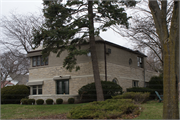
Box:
[33,0,136,101]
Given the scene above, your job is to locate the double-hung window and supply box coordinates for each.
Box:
[32,85,42,95]
[56,80,69,94]
[32,56,48,67]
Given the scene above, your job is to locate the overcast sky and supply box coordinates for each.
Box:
[1,0,134,50]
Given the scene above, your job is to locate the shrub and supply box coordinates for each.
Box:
[36,99,44,105]
[78,81,123,102]
[56,98,63,104]
[68,98,75,104]
[27,99,35,105]
[1,85,30,104]
[133,92,150,103]
[148,75,163,94]
[126,87,155,99]
[21,98,28,105]
[113,92,150,104]
[67,99,140,119]
[113,92,135,99]
[46,99,53,105]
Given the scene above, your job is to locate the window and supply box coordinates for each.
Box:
[33,86,37,95]
[145,82,149,87]
[137,56,143,68]
[129,58,132,65]
[112,78,118,84]
[56,80,69,94]
[32,56,48,67]
[32,85,42,95]
[132,80,138,87]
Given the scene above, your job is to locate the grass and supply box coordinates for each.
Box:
[135,101,163,119]
[1,101,179,119]
[1,103,87,119]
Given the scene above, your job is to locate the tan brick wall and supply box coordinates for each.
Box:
[43,80,56,94]
[70,77,95,95]
[29,95,80,104]
[99,62,159,91]
[29,62,93,81]
[29,61,158,95]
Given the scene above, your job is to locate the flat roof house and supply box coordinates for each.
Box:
[26,37,158,103]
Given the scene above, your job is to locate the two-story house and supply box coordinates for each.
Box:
[26,37,158,103]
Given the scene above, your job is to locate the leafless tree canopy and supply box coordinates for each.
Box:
[0,12,44,53]
[111,0,174,73]
[0,50,29,83]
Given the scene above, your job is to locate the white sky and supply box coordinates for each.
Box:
[0,0,134,50]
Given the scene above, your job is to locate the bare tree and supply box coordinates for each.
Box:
[110,0,174,73]
[146,50,163,73]
[0,12,44,53]
[0,50,29,88]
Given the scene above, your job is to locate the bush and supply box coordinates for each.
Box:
[46,99,53,105]
[56,98,63,104]
[36,99,44,105]
[126,87,155,99]
[148,75,163,94]
[112,92,150,104]
[27,99,35,105]
[78,81,123,102]
[21,98,28,105]
[68,98,75,104]
[67,99,140,119]
[1,85,30,104]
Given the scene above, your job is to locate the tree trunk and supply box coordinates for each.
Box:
[149,1,179,119]
[88,1,104,101]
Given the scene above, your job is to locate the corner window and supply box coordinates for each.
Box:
[32,85,42,95]
[137,56,143,68]
[132,80,138,87]
[32,56,48,67]
[56,80,69,94]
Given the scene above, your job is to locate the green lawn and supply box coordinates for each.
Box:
[135,101,163,119]
[1,101,179,119]
[1,103,87,119]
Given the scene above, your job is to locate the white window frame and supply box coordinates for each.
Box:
[132,80,139,87]
[32,85,42,95]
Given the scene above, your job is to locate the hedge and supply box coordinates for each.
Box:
[68,98,75,104]
[112,92,150,104]
[27,99,35,105]
[126,87,155,99]
[56,98,63,104]
[78,81,122,102]
[67,99,140,119]
[46,99,53,105]
[148,75,163,94]
[1,85,30,104]
[36,99,44,105]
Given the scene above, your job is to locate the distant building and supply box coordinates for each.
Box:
[1,74,29,88]
[1,81,14,88]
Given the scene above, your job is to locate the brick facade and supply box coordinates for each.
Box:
[27,39,159,103]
